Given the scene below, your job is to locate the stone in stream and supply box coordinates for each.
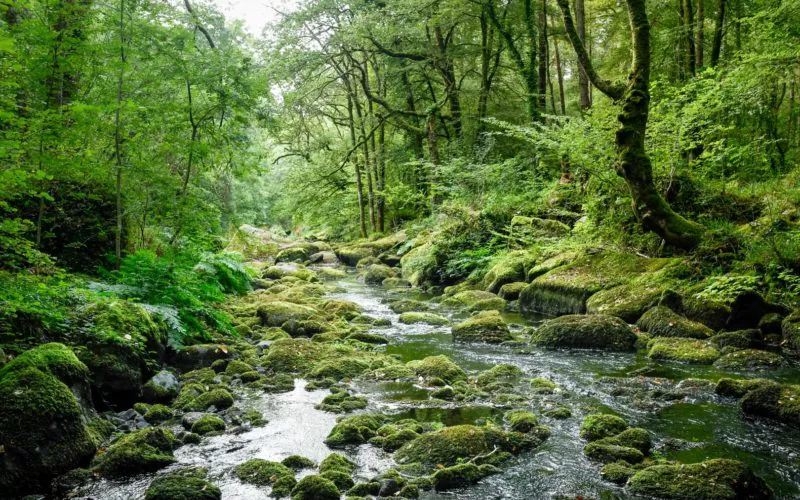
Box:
[406,355,467,384]
[783,309,800,351]
[335,246,374,266]
[713,349,786,371]
[399,311,449,326]
[144,467,221,500]
[452,310,512,343]
[388,299,429,313]
[233,458,294,486]
[480,250,537,294]
[142,369,181,404]
[531,314,636,351]
[92,427,180,478]
[637,305,713,339]
[291,475,340,500]
[498,281,527,301]
[170,343,236,372]
[627,459,773,499]
[432,463,502,491]
[443,290,506,312]
[646,338,720,364]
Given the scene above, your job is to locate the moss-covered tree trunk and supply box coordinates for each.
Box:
[558,0,705,249]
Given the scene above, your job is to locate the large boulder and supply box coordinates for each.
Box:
[452,310,512,343]
[637,306,714,339]
[481,251,537,294]
[783,310,800,351]
[92,427,180,478]
[531,314,636,351]
[737,381,800,425]
[647,338,720,364]
[586,282,670,323]
[257,301,319,327]
[0,343,100,496]
[142,369,181,404]
[406,355,466,384]
[336,246,374,267]
[713,349,786,371]
[628,459,772,499]
[363,264,396,284]
[144,467,221,500]
[519,252,679,317]
[170,344,236,372]
[400,241,438,287]
[442,290,505,312]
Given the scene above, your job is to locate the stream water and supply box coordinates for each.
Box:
[81,271,800,499]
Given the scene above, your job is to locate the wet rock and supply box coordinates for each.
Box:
[234,459,294,486]
[647,338,720,364]
[92,427,180,478]
[628,459,773,499]
[475,364,523,388]
[382,277,411,288]
[452,310,512,343]
[432,463,501,491]
[144,467,221,500]
[709,330,755,350]
[738,381,800,425]
[531,314,636,351]
[388,299,430,313]
[142,370,181,404]
[586,282,671,323]
[443,290,505,312]
[191,415,225,435]
[308,251,339,264]
[407,355,467,384]
[759,312,784,335]
[713,349,785,371]
[601,462,637,484]
[637,306,713,339]
[363,264,396,284]
[481,251,537,294]
[336,246,375,266]
[580,414,628,441]
[783,310,800,351]
[171,344,236,372]
[183,388,234,412]
[325,414,386,447]
[281,455,316,470]
[498,281,527,300]
[180,412,207,429]
[291,475,340,500]
[399,311,449,326]
[143,404,173,424]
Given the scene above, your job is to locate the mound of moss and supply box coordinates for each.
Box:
[443,290,506,312]
[586,282,670,323]
[628,459,772,499]
[713,349,786,371]
[92,427,180,478]
[183,388,235,411]
[481,251,537,293]
[281,455,316,470]
[388,299,430,313]
[325,414,386,447]
[400,241,438,287]
[399,311,449,326]
[637,306,713,339]
[191,415,226,435]
[579,414,629,441]
[475,363,523,388]
[452,310,512,343]
[234,459,294,486]
[647,338,720,364]
[363,264,396,284]
[144,467,221,500]
[783,310,800,351]
[407,355,467,384]
[432,463,501,491]
[531,314,636,351]
[291,474,340,500]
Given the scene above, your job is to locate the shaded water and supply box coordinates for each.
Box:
[85,272,800,499]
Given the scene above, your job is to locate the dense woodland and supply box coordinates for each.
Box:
[1,0,800,498]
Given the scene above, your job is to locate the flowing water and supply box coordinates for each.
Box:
[81,271,800,499]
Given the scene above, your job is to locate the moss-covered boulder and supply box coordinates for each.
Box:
[234,458,294,486]
[407,355,467,384]
[498,281,527,301]
[738,382,800,425]
[531,314,636,351]
[505,410,539,433]
[92,427,180,478]
[432,463,501,491]
[182,388,234,411]
[0,343,98,496]
[443,290,506,312]
[586,282,669,323]
[363,264,396,284]
[783,310,800,351]
[452,310,512,343]
[579,414,628,441]
[291,474,340,500]
[281,455,316,470]
[142,369,181,404]
[336,246,375,267]
[481,251,537,294]
[144,467,221,500]
[520,252,679,316]
[475,363,523,388]
[709,331,754,350]
[400,241,438,287]
[714,377,775,398]
[584,441,644,464]
[647,338,721,364]
[171,344,236,372]
[399,311,449,326]
[395,424,544,468]
[628,459,772,499]
[388,299,430,313]
[325,414,386,447]
[319,452,356,474]
[257,301,319,329]
[637,306,713,339]
[713,349,785,371]
[601,462,637,484]
[144,404,174,423]
[191,415,226,435]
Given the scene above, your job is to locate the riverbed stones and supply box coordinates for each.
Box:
[452,310,512,343]
[191,415,226,435]
[580,414,628,441]
[627,459,773,499]
[171,344,236,372]
[291,475,340,500]
[637,306,713,339]
[92,427,180,478]
[399,311,449,326]
[531,314,637,351]
[727,380,800,425]
[363,264,396,284]
[647,338,721,364]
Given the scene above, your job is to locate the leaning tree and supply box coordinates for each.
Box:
[556,0,705,249]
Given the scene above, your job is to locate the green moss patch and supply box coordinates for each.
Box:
[532,314,636,351]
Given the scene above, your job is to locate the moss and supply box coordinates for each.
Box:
[181,367,217,384]
[579,414,628,441]
[530,377,558,394]
[647,338,721,364]
[709,331,753,350]
[316,267,348,281]
[584,441,644,464]
[388,299,430,313]
[0,342,89,384]
[368,362,416,380]
[383,277,411,288]
[257,301,319,328]
[443,290,506,312]
[586,282,669,323]
[345,331,389,344]
[356,256,382,268]
[637,306,714,339]
[601,461,637,484]
[475,363,523,388]
[348,481,381,496]
[714,378,774,398]
[337,246,375,267]
[782,310,800,350]
[400,241,438,287]
[481,251,537,294]
[371,427,421,452]
[320,470,354,491]
[532,314,636,351]
[607,427,652,454]
[171,344,236,372]
[291,474,340,500]
[92,427,179,478]
[234,459,294,486]
[738,382,800,425]
[184,388,234,411]
[315,390,368,413]
[363,264,396,284]
[281,455,316,470]
[225,359,255,375]
[142,370,181,404]
[452,310,512,343]
[628,459,772,499]
[399,311,449,326]
[543,406,572,419]
[191,415,226,435]
[180,432,201,445]
[0,363,97,495]
[144,468,221,500]
[394,424,543,468]
[261,339,323,373]
[325,414,386,447]
[498,281,527,301]
[319,453,356,474]
[713,349,785,371]
[505,410,539,433]
[271,474,297,498]
[520,252,680,316]
[309,356,370,380]
[432,463,501,491]
[407,355,467,384]
[144,404,174,423]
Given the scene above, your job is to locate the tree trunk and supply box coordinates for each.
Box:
[554,37,567,114]
[427,113,440,211]
[696,0,704,68]
[433,26,462,139]
[538,0,548,112]
[114,0,126,268]
[684,0,696,76]
[575,0,591,109]
[710,0,726,66]
[347,96,368,237]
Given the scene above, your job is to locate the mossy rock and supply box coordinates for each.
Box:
[400,241,438,287]
[637,306,713,339]
[363,264,396,284]
[281,455,316,470]
[388,299,430,313]
[738,382,800,425]
[432,463,501,491]
[144,404,174,423]
[443,290,505,312]
[481,251,537,294]
[142,370,181,404]
[336,246,375,267]
[399,311,449,326]
[526,251,579,282]
[272,474,298,498]
[234,458,294,486]
[531,314,636,351]
[530,377,558,394]
[475,363,523,388]
[257,301,319,329]
[383,277,412,288]
[325,414,386,447]
[709,331,753,350]
[144,467,221,500]
[316,267,348,281]
[782,310,800,351]
[452,310,512,343]
[714,378,775,398]
[309,356,370,381]
[499,281,527,301]
[260,338,323,373]
[579,414,628,441]
[627,459,772,499]
[319,452,356,474]
[171,344,236,372]
[183,388,234,411]
[291,474,340,500]
[406,355,467,384]
[370,427,421,452]
[191,415,226,435]
[92,427,180,478]
[713,349,785,371]
[601,461,637,484]
[315,390,368,413]
[520,252,679,316]
[505,410,539,433]
[647,338,720,364]
[345,331,389,344]
[584,441,644,464]
[0,344,98,496]
[395,424,543,468]
[320,470,354,491]
[586,281,669,323]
